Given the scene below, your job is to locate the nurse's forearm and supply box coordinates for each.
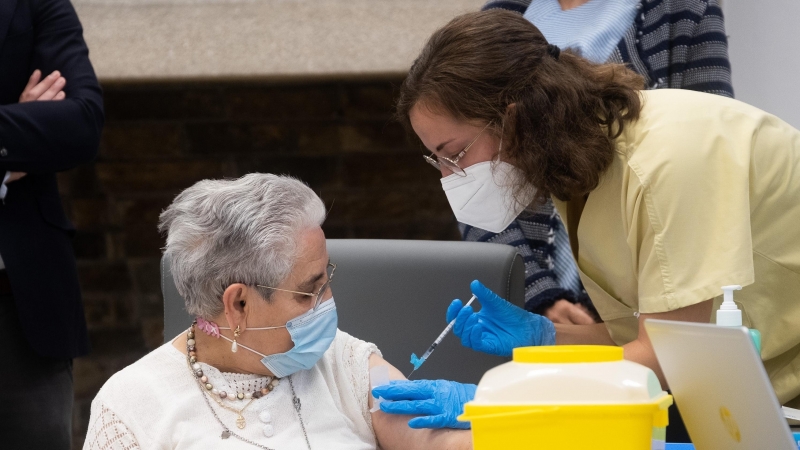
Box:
[555,322,667,386]
[554,323,616,345]
[556,300,713,388]
[622,338,667,387]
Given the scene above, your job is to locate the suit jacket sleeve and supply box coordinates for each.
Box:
[0,0,104,173]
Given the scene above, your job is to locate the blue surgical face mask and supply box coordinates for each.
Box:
[220,298,338,378]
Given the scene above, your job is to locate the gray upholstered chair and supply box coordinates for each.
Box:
[162,239,525,384]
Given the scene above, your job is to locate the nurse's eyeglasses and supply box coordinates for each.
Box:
[256,262,336,311]
[423,122,493,177]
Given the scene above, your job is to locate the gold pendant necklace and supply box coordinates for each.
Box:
[186,323,267,430]
[209,385,256,429]
[187,322,312,449]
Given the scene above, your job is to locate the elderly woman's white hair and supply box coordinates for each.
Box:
[158,173,327,319]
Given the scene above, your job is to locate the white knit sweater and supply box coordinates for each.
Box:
[83,330,380,450]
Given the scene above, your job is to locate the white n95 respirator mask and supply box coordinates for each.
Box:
[442,161,535,233]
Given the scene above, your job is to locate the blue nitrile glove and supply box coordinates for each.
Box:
[371,379,476,429]
[446,280,556,356]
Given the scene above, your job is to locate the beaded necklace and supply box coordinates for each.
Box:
[187,324,280,403]
[185,322,312,449]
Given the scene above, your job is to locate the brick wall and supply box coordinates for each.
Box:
[64,79,460,448]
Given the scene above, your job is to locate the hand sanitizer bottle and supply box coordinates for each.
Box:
[717,285,762,354]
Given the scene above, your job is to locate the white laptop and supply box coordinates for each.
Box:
[645,319,797,450]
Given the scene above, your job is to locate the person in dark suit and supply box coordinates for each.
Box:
[0,0,104,448]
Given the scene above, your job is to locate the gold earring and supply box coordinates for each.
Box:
[231,325,241,353]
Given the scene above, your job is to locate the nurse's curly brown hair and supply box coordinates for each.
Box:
[397,9,645,202]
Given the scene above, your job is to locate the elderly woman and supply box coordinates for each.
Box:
[83,174,471,450]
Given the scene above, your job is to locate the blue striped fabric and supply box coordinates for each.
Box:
[484,0,734,96]
[460,201,592,315]
[551,210,582,295]
[461,0,734,315]
[524,0,639,64]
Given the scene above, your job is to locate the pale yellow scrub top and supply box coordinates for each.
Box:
[552,89,800,407]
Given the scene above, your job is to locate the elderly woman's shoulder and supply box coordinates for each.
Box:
[94,342,192,405]
[329,329,382,363]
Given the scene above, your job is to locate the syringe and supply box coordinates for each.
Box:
[407,295,477,379]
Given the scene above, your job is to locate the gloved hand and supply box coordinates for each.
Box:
[371,379,476,429]
[447,279,556,356]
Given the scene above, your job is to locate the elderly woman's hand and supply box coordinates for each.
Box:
[372,379,476,429]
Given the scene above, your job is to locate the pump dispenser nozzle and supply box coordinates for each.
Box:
[717,285,743,327]
[716,285,762,353]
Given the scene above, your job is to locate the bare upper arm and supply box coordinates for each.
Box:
[626,299,714,387]
[555,300,713,388]
[636,299,714,346]
[367,354,472,450]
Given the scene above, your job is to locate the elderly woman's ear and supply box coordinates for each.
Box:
[222,283,251,331]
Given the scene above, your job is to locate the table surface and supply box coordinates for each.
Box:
[664,432,800,449]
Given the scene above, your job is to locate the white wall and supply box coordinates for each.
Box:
[75,0,485,81]
[724,1,800,129]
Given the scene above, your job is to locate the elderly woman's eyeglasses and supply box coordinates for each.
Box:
[257,263,336,311]
[423,122,493,177]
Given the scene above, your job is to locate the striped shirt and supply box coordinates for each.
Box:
[485,0,734,95]
[461,0,734,314]
[524,0,639,64]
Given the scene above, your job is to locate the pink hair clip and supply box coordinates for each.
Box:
[196,317,221,338]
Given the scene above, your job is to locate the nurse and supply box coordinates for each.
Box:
[463,0,733,326]
[373,9,800,431]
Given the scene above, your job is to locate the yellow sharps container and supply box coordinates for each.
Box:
[458,346,672,450]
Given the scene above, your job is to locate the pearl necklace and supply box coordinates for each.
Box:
[185,322,313,449]
[187,322,280,403]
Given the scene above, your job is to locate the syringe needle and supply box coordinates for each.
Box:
[406,295,478,377]
[407,368,417,379]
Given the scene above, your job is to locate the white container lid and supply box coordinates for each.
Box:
[471,346,665,405]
